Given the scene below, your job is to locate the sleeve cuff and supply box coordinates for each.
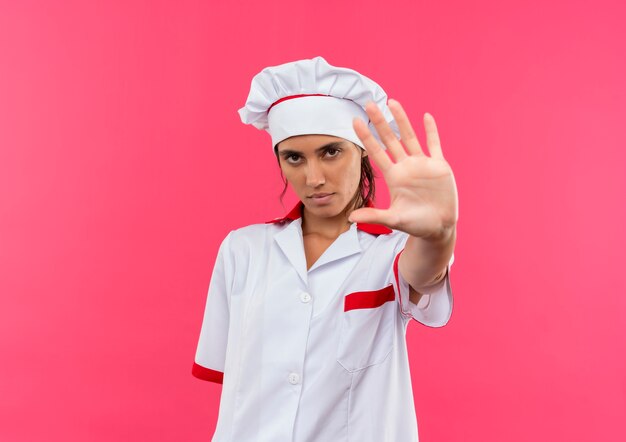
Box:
[192,362,224,384]
[393,249,454,328]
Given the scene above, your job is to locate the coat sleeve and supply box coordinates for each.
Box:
[392,248,455,328]
[192,232,234,383]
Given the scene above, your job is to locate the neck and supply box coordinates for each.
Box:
[301,205,353,239]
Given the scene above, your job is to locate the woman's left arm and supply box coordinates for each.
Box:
[349,99,459,301]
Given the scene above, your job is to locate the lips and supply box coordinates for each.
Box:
[308,192,335,205]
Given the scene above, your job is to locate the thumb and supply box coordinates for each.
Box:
[348,207,391,225]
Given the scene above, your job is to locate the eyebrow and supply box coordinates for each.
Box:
[278,141,345,157]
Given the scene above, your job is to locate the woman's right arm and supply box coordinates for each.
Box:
[191,232,234,383]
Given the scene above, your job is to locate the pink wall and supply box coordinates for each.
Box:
[1,0,625,440]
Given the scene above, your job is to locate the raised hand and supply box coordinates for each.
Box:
[349,99,458,241]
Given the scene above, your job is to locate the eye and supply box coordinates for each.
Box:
[285,154,302,164]
[324,147,341,158]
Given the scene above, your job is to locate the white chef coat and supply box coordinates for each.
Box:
[193,201,454,441]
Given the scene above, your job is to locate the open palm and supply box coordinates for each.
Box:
[349,99,458,240]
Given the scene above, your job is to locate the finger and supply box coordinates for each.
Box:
[424,112,444,159]
[388,99,425,156]
[348,207,396,226]
[365,101,408,162]
[353,117,393,173]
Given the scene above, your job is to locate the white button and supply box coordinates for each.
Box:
[288,373,300,384]
[300,292,312,303]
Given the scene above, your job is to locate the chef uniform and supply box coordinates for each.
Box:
[193,56,455,442]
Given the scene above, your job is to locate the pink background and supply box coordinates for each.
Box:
[1,0,625,441]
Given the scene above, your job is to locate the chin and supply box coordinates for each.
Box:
[304,199,346,218]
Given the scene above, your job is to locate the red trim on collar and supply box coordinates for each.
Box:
[266,200,392,235]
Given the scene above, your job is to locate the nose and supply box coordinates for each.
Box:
[305,160,326,187]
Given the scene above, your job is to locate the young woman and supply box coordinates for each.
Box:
[193,56,458,441]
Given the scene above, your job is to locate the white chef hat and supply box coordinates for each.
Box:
[238,56,400,151]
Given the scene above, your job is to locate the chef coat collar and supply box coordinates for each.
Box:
[266,200,392,235]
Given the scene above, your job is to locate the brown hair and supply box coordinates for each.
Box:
[274,142,376,210]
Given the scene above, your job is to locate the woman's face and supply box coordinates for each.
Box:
[276,134,365,220]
